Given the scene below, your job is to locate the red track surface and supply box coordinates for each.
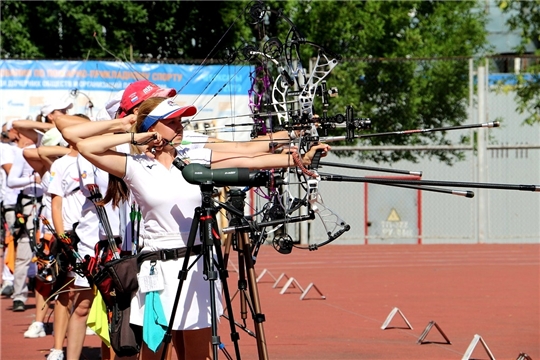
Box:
[1,244,539,360]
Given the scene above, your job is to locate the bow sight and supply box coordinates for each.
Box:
[318,105,372,141]
[279,80,372,142]
[314,80,372,140]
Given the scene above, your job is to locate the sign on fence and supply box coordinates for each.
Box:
[364,176,422,244]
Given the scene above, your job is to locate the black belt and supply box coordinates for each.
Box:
[138,245,203,263]
[20,194,43,202]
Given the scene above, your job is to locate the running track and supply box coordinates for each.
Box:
[1,244,538,359]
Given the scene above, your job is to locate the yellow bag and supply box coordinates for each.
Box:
[87,286,111,347]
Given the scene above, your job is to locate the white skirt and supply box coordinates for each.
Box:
[130,234,223,330]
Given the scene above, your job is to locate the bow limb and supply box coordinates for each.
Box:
[287,147,350,247]
[271,73,291,125]
[298,50,340,121]
[306,178,350,248]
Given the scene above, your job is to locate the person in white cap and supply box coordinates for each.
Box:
[20,130,72,341]
[11,100,72,146]
[51,83,298,359]
[11,100,76,174]
[0,123,17,298]
[49,109,130,360]
[45,131,87,360]
[5,120,43,312]
[76,96,330,360]
[40,100,74,123]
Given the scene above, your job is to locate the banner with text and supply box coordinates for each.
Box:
[0,60,253,141]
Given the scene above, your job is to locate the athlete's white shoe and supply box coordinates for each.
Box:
[46,348,64,360]
[23,322,46,338]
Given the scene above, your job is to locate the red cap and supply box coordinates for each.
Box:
[118,80,176,117]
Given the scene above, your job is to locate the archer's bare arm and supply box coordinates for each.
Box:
[23,148,46,177]
[202,130,292,153]
[12,120,54,144]
[35,146,71,172]
[60,115,136,146]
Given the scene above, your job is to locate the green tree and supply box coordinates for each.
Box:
[498,0,540,125]
[255,1,489,164]
[0,0,42,58]
[0,0,251,61]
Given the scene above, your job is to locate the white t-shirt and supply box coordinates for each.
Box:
[6,145,44,197]
[77,151,135,256]
[0,144,5,203]
[0,143,15,166]
[40,171,52,236]
[0,143,18,205]
[48,154,85,232]
[123,148,211,242]
[125,147,222,331]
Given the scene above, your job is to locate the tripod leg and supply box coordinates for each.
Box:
[204,243,220,360]
[239,232,269,360]
[212,231,242,359]
[222,232,234,271]
[221,232,244,308]
[160,209,201,360]
[236,237,249,324]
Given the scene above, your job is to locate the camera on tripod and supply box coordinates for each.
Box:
[178,162,277,188]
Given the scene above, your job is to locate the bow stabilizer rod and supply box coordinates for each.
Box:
[320,121,500,143]
[317,173,473,197]
[319,174,540,192]
[317,161,422,177]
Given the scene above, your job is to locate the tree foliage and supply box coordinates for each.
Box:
[0,0,491,163]
[264,1,489,163]
[498,0,540,125]
[0,0,251,61]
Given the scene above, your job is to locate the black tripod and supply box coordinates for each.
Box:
[222,188,269,360]
[161,182,241,360]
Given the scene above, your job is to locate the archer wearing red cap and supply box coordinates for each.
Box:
[117,80,176,118]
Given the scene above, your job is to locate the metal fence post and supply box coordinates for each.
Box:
[477,65,487,243]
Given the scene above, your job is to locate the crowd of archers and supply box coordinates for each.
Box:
[0,79,330,360]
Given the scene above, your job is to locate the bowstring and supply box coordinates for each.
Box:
[176,10,245,97]
[92,32,149,90]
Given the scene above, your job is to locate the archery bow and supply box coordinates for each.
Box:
[230,1,353,251]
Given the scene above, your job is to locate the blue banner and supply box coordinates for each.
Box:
[0,60,254,142]
[0,60,252,95]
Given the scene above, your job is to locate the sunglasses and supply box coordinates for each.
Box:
[1,131,9,139]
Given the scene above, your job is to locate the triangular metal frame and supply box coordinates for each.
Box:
[461,334,496,360]
[516,352,533,360]
[381,307,413,330]
[417,321,451,344]
[256,268,277,283]
[300,283,326,300]
[279,277,304,295]
[272,273,290,289]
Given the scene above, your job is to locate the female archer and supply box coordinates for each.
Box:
[77,96,330,360]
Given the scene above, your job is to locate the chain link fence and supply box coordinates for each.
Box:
[298,57,540,245]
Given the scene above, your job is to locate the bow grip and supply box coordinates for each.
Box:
[309,149,323,170]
